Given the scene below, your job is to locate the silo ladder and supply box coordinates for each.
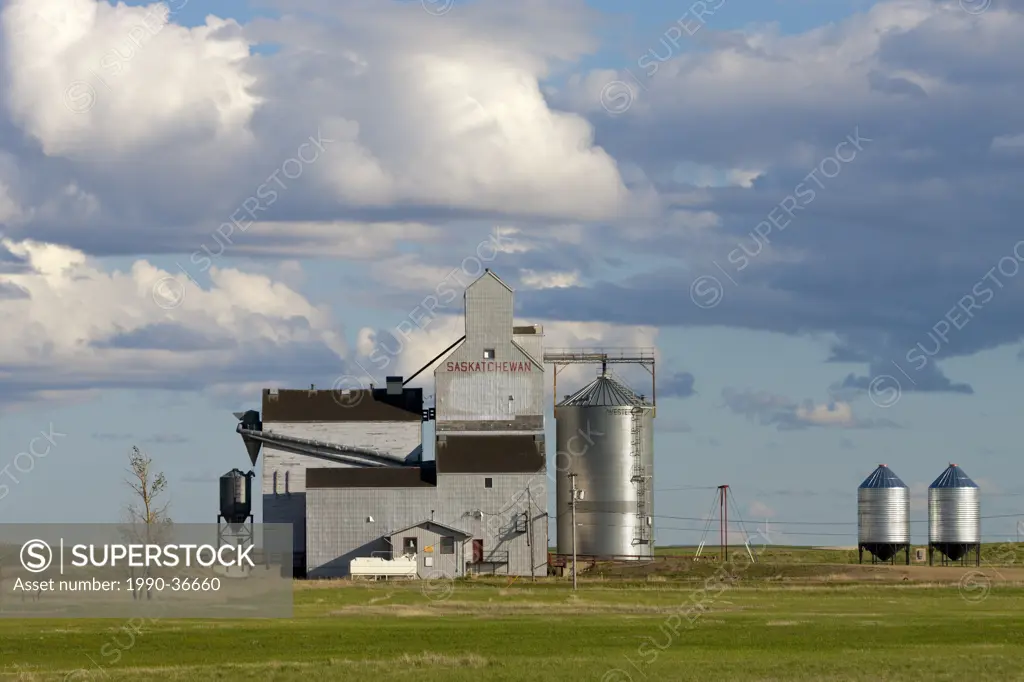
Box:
[630,407,649,546]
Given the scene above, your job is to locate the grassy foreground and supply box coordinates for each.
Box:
[1,568,1023,681]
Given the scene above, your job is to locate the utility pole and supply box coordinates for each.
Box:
[718,484,729,563]
[569,472,582,591]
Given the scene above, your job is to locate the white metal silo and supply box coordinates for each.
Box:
[857,464,910,565]
[928,463,981,566]
[555,373,654,559]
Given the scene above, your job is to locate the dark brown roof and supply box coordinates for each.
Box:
[435,435,545,474]
[307,465,437,488]
[262,387,423,422]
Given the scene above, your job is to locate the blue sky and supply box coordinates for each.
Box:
[2,0,1023,548]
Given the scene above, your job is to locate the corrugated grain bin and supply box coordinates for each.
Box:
[555,374,654,558]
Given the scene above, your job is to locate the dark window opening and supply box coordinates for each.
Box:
[403,537,417,555]
[483,348,495,359]
[485,477,493,488]
[440,536,455,555]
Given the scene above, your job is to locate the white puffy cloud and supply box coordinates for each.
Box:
[0,231,662,405]
[1,0,258,158]
[0,0,640,254]
[3,0,1023,410]
[0,237,346,404]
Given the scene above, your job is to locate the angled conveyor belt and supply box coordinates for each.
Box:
[236,425,412,468]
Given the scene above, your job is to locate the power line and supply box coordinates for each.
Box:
[648,488,1024,498]
[572,521,1023,542]
[572,521,855,538]
[656,512,1023,526]
[559,487,1024,498]
[654,486,718,492]
[565,511,1024,527]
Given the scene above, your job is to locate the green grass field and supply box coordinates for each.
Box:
[2,562,1024,681]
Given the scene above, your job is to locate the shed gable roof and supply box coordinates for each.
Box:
[388,519,472,538]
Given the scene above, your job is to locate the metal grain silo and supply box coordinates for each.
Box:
[928,463,980,566]
[857,464,910,565]
[555,373,654,559]
[219,469,254,524]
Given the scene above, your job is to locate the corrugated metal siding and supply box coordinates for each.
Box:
[435,274,545,425]
[261,421,422,557]
[306,473,548,578]
[513,332,544,364]
[555,405,654,557]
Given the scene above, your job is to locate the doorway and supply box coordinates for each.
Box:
[472,539,483,563]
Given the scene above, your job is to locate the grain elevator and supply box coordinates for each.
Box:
[236,270,549,578]
[234,269,659,578]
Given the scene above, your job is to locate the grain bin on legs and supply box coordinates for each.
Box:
[219,468,255,524]
[928,463,981,566]
[857,464,910,565]
[555,373,654,559]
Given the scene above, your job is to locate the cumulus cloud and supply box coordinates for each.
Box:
[0,226,671,404]
[1,0,1021,413]
[0,237,347,404]
[528,0,1024,398]
[2,0,258,158]
[0,0,645,258]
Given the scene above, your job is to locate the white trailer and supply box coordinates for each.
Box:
[349,554,418,580]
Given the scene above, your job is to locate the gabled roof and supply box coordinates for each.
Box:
[859,464,907,489]
[930,464,978,489]
[387,519,472,539]
[468,268,513,293]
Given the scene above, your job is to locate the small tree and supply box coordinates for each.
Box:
[124,446,172,600]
